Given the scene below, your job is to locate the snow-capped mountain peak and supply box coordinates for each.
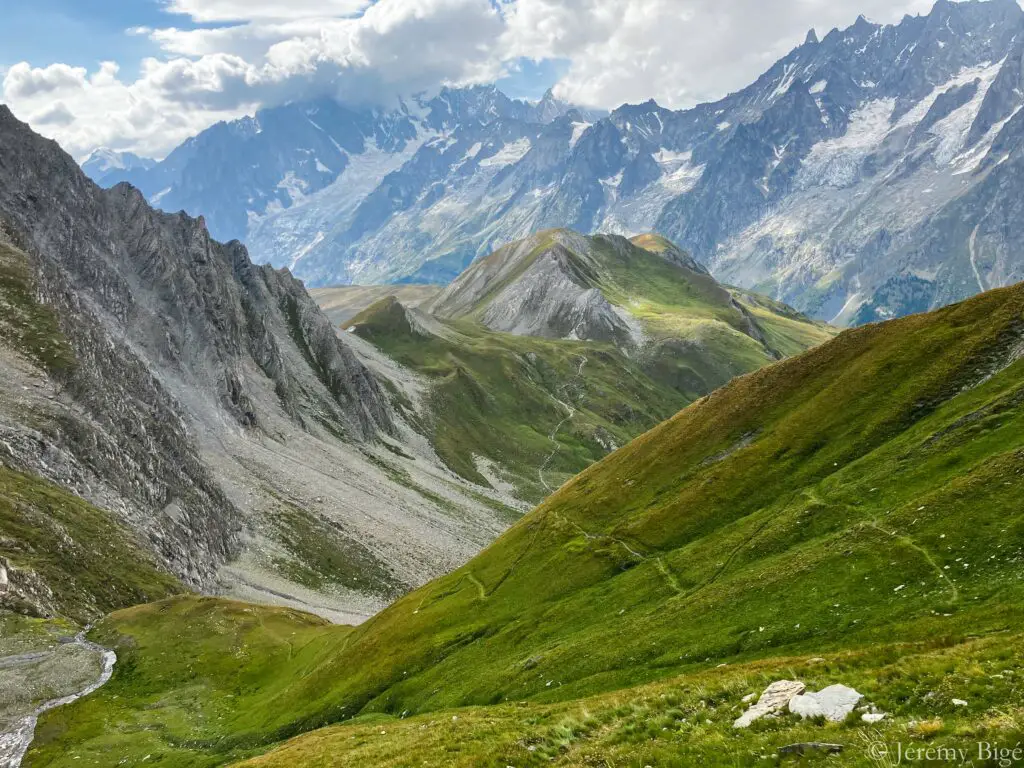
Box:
[81,0,1024,326]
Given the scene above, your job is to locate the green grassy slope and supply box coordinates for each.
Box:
[346,231,832,501]
[350,297,688,500]
[238,632,1024,767]
[29,282,1024,766]
[26,598,344,768]
[0,467,182,622]
[0,237,76,376]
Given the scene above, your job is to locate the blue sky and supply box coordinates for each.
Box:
[1,1,190,79]
[2,0,950,159]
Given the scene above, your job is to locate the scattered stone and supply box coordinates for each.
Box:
[742,693,757,704]
[733,680,806,728]
[789,685,864,722]
[952,699,968,707]
[862,712,887,724]
[778,743,844,756]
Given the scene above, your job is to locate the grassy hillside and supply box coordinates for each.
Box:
[0,237,76,376]
[0,467,182,622]
[28,281,1024,766]
[349,297,688,500]
[238,631,1024,767]
[309,285,441,327]
[344,231,832,501]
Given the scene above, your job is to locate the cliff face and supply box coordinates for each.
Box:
[0,105,395,599]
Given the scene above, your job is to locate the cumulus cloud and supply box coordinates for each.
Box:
[2,0,959,158]
[501,0,938,109]
[3,0,503,158]
[31,101,76,126]
[162,0,371,22]
[4,62,88,99]
[2,59,255,159]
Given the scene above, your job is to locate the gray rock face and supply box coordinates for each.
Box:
[80,1,1024,327]
[734,680,807,728]
[478,245,633,344]
[0,105,393,596]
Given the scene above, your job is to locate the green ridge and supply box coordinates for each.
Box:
[347,232,832,502]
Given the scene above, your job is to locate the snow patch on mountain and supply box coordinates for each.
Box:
[570,122,592,148]
[953,105,1023,174]
[479,138,532,168]
[929,61,1005,165]
[798,98,896,189]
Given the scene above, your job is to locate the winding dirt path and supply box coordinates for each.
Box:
[538,356,588,492]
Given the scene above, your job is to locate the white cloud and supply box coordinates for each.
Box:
[501,0,938,109]
[1,0,983,159]
[2,60,255,159]
[4,62,88,99]
[3,0,503,159]
[162,0,372,22]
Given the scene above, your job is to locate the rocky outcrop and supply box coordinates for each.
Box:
[0,105,393,592]
[789,685,864,722]
[734,680,807,728]
[478,244,636,344]
[734,680,866,727]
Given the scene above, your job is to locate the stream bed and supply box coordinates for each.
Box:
[0,631,116,768]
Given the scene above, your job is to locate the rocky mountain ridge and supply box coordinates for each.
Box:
[84,0,1024,325]
[0,107,517,623]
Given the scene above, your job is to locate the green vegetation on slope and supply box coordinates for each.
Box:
[0,237,76,376]
[350,296,687,500]
[266,494,404,598]
[239,632,1024,767]
[0,467,182,622]
[344,232,832,502]
[26,598,345,768]
[29,282,1024,766]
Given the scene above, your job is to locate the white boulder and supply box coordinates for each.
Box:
[789,684,864,722]
[734,680,806,728]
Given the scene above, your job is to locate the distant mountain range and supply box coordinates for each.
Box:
[84,0,1024,326]
[80,148,156,187]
